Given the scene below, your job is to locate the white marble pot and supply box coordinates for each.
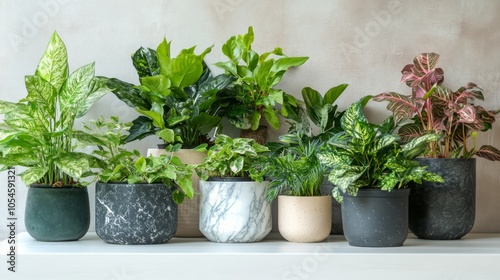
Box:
[199,178,272,243]
[147,148,206,237]
[278,195,332,243]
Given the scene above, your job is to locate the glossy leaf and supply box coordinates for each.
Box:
[59,63,95,112]
[132,47,160,78]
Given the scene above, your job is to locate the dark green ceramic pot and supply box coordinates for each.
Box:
[25,184,90,241]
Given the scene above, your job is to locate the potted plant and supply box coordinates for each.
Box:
[107,39,232,237]
[81,117,194,245]
[195,134,271,243]
[259,130,331,243]
[213,26,309,144]
[0,32,109,241]
[373,52,500,239]
[318,102,444,247]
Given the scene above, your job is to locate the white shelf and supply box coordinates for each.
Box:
[2,232,500,280]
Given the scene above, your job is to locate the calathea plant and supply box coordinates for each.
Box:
[0,32,109,186]
[213,26,309,131]
[78,116,194,204]
[194,134,269,181]
[373,52,500,160]
[318,102,444,202]
[107,39,232,146]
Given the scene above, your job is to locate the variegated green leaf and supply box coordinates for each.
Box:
[24,75,57,115]
[59,63,95,112]
[402,133,440,159]
[75,76,109,118]
[54,152,90,180]
[132,47,160,78]
[341,102,368,136]
[0,100,20,114]
[20,167,49,185]
[230,156,244,173]
[35,32,68,91]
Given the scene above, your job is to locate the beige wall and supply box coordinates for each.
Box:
[0,0,499,236]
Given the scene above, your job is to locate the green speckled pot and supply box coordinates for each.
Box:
[25,184,90,241]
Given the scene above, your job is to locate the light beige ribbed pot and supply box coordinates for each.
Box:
[278,195,332,243]
[147,148,205,237]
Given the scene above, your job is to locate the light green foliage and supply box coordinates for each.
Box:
[0,32,108,186]
[195,134,269,181]
[214,26,308,130]
[108,39,233,146]
[318,102,444,202]
[81,117,194,204]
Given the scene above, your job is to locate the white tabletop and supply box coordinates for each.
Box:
[2,232,500,280]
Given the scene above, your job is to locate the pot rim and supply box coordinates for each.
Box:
[30,183,85,189]
[341,188,410,198]
[206,177,254,182]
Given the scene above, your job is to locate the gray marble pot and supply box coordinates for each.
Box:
[341,188,410,247]
[199,178,272,243]
[409,158,476,240]
[95,182,177,245]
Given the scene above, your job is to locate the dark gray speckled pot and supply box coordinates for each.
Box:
[409,158,476,240]
[95,182,178,245]
[341,188,410,247]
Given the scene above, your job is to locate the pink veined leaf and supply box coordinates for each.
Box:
[372,92,422,124]
[401,53,444,98]
[457,105,476,124]
[475,145,500,161]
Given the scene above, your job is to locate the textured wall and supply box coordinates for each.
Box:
[0,0,499,238]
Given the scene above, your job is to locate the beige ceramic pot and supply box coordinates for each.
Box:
[147,148,206,237]
[278,195,332,243]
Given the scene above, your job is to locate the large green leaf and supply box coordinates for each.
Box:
[107,78,151,110]
[191,113,220,135]
[59,63,95,112]
[24,75,57,116]
[170,54,204,89]
[132,47,160,78]
[76,76,109,118]
[35,32,68,92]
[250,111,262,131]
[125,116,155,142]
[55,152,91,179]
[140,75,171,97]
[137,103,164,129]
[263,107,280,130]
[157,38,172,77]
[157,128,175,143]
[324,84,348,105]
[20,167,49,185]
[270,56,308,73]
[302,87,323,126]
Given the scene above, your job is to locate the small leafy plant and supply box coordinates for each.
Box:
[0,32,108,186]
[195,134,269,181]
[319,102,444,202]
[214,26,309,131]
[373,52,500,160]
[80,117,194,204]
[108,39,232,146]
[259,130,326,202]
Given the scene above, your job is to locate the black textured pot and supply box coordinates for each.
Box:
[25,185,90,242]
[95,182,178,245]
[341,188,410,247]
[409,158,476,240]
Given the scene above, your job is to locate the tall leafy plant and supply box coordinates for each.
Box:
[318,102,444,202]
[214,26,309,131]
[0,32,108,186]
[107,39,232,146]
[373,53,500,160]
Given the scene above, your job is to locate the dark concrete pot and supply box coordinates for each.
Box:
[341,188,410,247]
[25,185,90,242]
[409,158,476,240]
[95,182,178,245]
